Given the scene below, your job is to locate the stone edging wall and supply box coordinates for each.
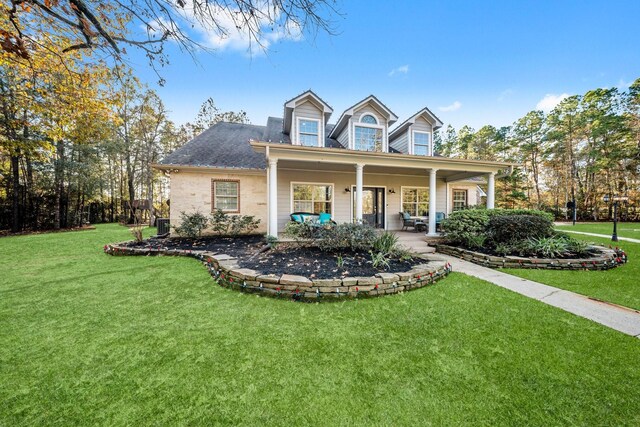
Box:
[435,244,627,270]
[103,243,452,302]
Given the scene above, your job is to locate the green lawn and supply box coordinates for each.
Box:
[1,224,639,426]
[506,224,640,310]
[556,222,640,240]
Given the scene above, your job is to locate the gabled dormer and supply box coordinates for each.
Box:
[328,95,398,152]
[389,107,443,156]
[283,90,333,147]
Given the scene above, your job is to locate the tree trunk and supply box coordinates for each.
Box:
[10,154,20,232]
[54,140,65,230]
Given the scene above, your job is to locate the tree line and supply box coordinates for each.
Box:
[0,57,248,232]
[434,80,640,220]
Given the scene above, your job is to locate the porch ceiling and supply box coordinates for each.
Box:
[276,159,487,181]
[252,141,517,181]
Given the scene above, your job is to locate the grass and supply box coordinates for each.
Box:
[556,221,640,239]
[507,224,640,310]
[1,224,640,426]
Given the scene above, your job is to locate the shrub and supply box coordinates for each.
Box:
[229,214,261,236]
[173,211,208,238]
[487,214,553,244]
[210,209,231,235]
[316,223,377,252]
[441,209,490,247]
[527,236,569,258]
[443,208,554,249]
[210,209,261,236]
[373,232,400,254]
[370,251,390,270]
[284,221,317,241]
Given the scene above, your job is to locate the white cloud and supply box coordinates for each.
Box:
[155,4,304,56]
[388,65,409,77]
[439,101,462,112]
[536,93,569,112]
[497,89,514,102]
[616,78,632,90]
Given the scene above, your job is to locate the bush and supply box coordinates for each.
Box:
[284,221,317,241]
[373,232,400,254]
[527,236,569,258]
[210,209,231,235]
[228,214,261,236]
[442,208,554,249]
[316,223,377,252]
[209,209,261,236]
[441,209,490,247]
[173,211,208,238]
[487,214,553,244]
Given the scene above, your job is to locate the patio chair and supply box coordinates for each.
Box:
[435,212,446,231]
[399,212,426,232]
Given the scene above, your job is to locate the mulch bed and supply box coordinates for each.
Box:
[125,236,425,279]
[124,235,265,259]
[453,245,603,259]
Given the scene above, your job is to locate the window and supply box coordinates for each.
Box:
[361,114,378,124]
[298,118,320,146]
[213,180,239,212]
[401,187,429,217]
[292,183,333,214]
[453,190,468,211]
[413,131,431,156]
[354,126,383,152]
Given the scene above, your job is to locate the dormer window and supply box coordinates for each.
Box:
[361,114,378,125]
[413,131,431,156]
[298,118,320,146]
[354,126,383,152]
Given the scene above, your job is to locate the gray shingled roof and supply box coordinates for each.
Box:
[159,122,267,169]
[159,118,346,169]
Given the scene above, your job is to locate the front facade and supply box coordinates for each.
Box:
[155,91,514,237]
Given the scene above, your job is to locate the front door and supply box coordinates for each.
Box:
[353,187,385,228]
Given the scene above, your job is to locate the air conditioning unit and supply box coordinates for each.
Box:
[156,218,170,236]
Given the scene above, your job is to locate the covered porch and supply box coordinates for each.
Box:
[250,142,513,238]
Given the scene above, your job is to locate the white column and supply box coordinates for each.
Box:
[268,158,278,237]
[487,171,495,209]
[355,163,364,223]
[428,168,438,236]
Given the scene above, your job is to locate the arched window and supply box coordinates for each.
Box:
[360,114,378,124]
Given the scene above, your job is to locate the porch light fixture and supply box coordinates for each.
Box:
[388,188,396,194]
[344,187,351,193]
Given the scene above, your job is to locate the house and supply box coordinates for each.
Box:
[154,90,514,237]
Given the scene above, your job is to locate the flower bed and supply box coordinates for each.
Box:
[104,242,452,302]
[435,244,627,270]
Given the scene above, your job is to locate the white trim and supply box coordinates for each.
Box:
[452,188,468,211]
[412,130,432,156]
[360,113,378,125]
[289,181,335,217]
[400,185,430,217]
[349,185,388,229]
[352,122,387,152]
[295,116,322,147]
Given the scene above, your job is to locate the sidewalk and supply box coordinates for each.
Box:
[561,230,640,244]
[430,253,640,338]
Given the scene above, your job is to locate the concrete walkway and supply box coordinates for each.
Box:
[561,230,640,244]
[428,253,640,338]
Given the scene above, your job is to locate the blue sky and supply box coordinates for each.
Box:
[130,0,640,130]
